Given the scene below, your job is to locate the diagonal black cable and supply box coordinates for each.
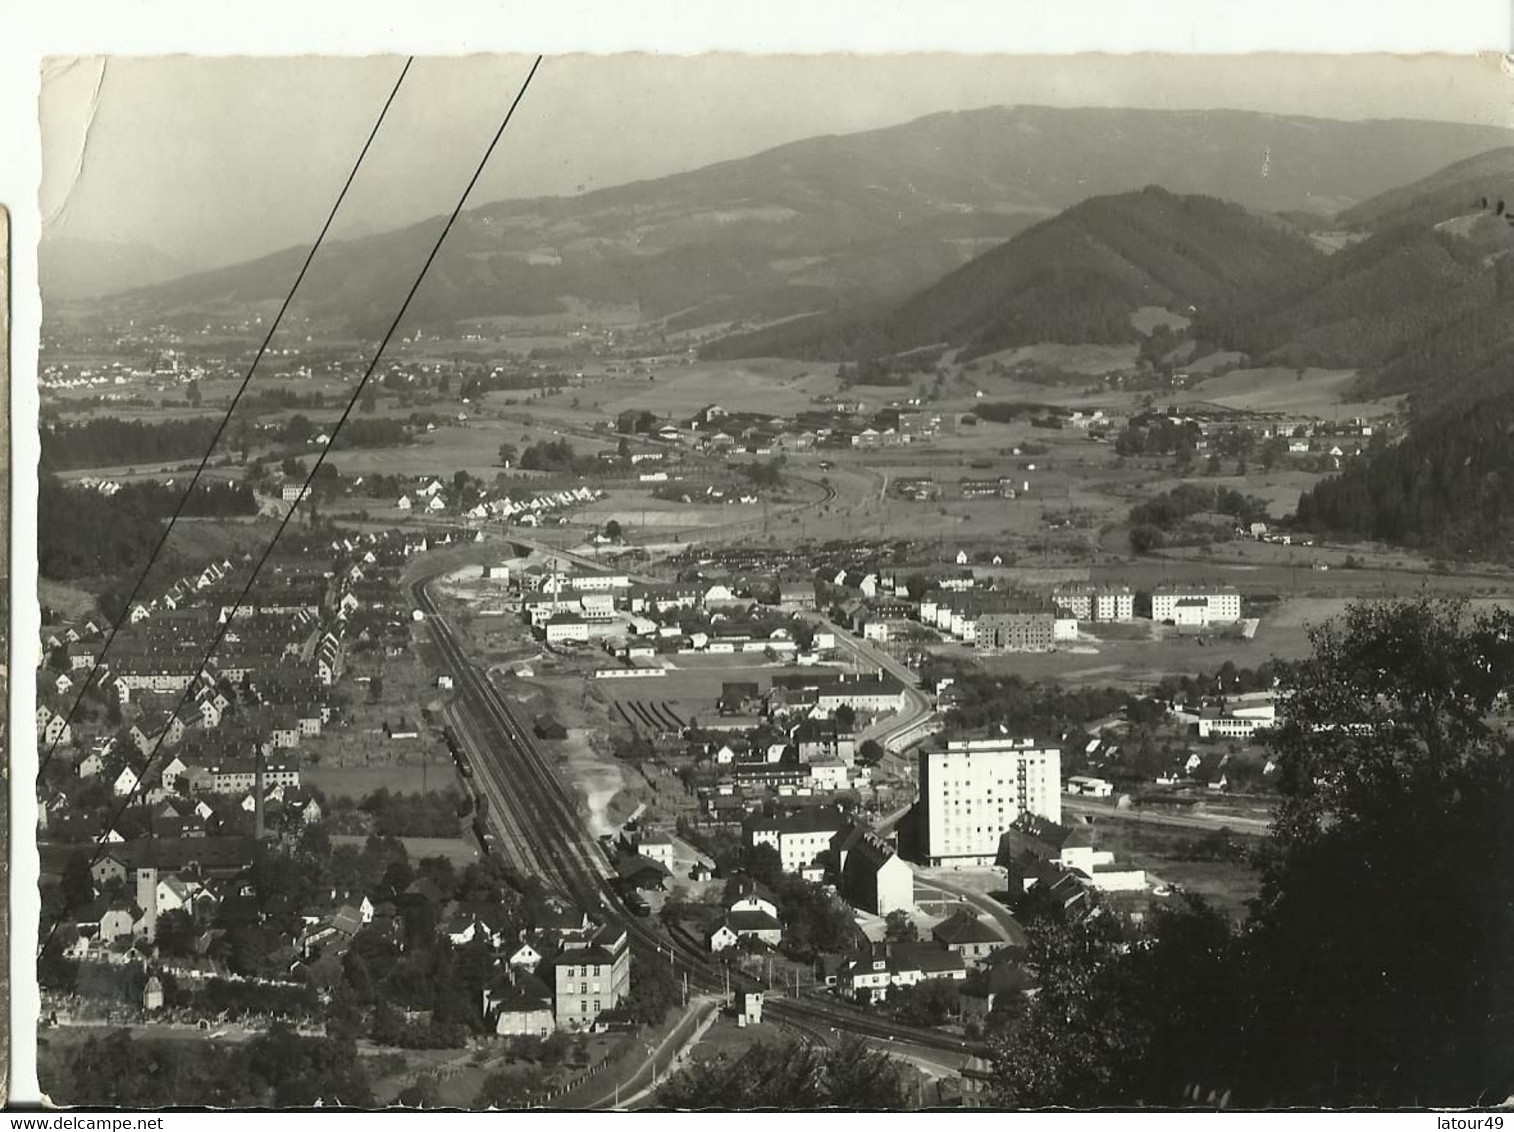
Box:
[38,56,415,779]
[40,54,545,955]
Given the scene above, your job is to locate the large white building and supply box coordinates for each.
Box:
[918,738,1062,866]
[1052,583,1135,622]
[744,807,848,875]
[1150,586,1242,625]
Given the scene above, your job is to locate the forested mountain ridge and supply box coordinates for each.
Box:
[1193,221,1514,401]
[1337,145,1514,230]
[884,188,1319,358]
[1294,384,1514,559]
[704,187,1321,361]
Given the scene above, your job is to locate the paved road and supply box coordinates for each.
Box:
[814,615,936,749]
[914,873,1025,947]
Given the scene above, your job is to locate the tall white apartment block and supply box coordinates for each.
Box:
[919,738,1062,866]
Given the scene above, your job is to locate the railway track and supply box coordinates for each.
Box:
[410,569,983,1067]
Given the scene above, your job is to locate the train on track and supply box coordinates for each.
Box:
[441,724,475,778]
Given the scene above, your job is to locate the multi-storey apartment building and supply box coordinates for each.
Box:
[1051,583,1135,622]
[976,600,1057,654]
[1150,585,1242,624]
[550,925,630,1029]
[918,738,1062,866]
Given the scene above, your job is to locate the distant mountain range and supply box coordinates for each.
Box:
[55,105,1511,331]
[711,139,1514,416]
[41,237,192,302]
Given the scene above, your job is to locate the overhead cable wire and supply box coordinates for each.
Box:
[39,57,416,779]
[39,55,544,954]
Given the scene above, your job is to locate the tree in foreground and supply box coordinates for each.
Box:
[988,595,1514,1108]
[653,1035,908,1110]
[1237,595,1514,1106]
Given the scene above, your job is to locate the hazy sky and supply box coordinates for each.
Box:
[40,53,1513,270]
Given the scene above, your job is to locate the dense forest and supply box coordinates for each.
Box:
[518,438,599,475]
[38,475,258,581]
[703,188,1321,362]
[41,1026,374,1108]
[1294,387,1514,558]
[41,416,223,472]
[1114,413,1203,456]
[1194,224,1514,404]
[1126,483,1270,554]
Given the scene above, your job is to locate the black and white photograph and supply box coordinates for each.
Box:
[16,39,1514,1113]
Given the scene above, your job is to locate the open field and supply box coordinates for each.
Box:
[971,619,1317,688]
[304,760,462,798]
[685,1016,793,1064]
[1187,366,1404,418]
[39,577,100,619]
[972,342,1141,376]
[1087,819,1264,919]
[574,494,761,529]
[1090,559,1514,598]
[331,834,480,866]
[321,420,611,480]
[578,359,833,419]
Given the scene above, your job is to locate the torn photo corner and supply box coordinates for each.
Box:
[25,53,1514,1111]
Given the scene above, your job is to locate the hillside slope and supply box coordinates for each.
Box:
[884,187,1320,357]
[83,106,1512,334]
[1295,383,1514,559]
[1337,146,1514,230]
[1194,148,1514,408]
[705,187,1322,360]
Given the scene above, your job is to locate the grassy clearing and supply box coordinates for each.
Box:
[1187,366,1403,418]
[972,342,1141,375]
[40,577,100,619]
[1088,820,1263,919]
[971,624,1316,688]
[305,762,461,797]
[685,1016,792,1064]
[331,834,480,866]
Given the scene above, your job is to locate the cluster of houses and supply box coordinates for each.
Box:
[743,807,913,916]
[997,812,1148,901]
[684,675,910,811]
[822,560,1244,652]
[510,567,843,666]
[38,528,439,865]
[610,401,964,459]
[478,910,632,1036]
[63,834,634,1037]
[605,395,1390,469]
[395,476,602,526]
